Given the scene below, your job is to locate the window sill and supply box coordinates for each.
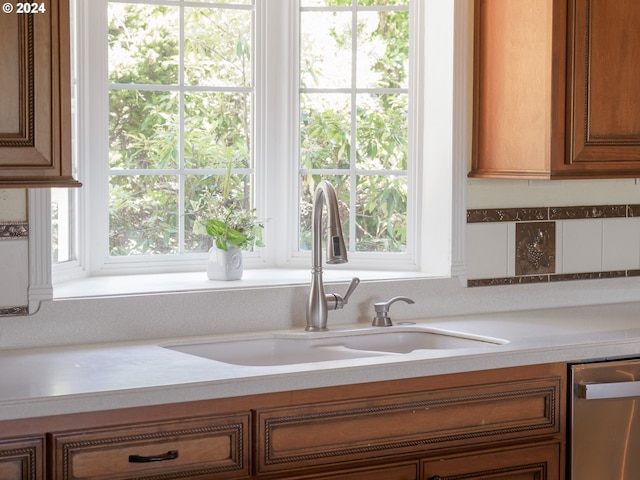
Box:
[53,268,429,300]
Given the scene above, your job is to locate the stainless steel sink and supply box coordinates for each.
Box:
[165,328,508,366]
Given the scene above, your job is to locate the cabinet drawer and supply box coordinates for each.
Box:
[286,461,419,480]
[49,414,250,480]
[256,377,561,474]
[422,443,561,480]
[0,436,44,480]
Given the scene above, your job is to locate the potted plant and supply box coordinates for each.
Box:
[192,162,265,280]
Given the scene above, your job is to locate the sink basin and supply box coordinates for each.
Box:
[165,329,508,366]
[169,338,384,366]
[340,331,502,353]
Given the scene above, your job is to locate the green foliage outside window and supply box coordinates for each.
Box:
[107,1,410,258]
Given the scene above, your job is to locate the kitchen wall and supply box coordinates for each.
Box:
[466,179,640,284]
[0,189,29,315]
[3,177,640,349]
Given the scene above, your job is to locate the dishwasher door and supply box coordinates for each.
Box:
[571,359,640,480]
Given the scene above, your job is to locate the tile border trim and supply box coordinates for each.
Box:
[468,270,632,287]
[0,306,29,316]
[467,204,640,223]
[466,203,640,287]
[0,222,29,240]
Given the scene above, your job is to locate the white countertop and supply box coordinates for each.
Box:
[2,301,640,421]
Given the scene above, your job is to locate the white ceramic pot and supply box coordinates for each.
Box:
[207,245,243,281]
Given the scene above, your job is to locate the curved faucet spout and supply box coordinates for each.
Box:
[312,180,347,267]
[306,180,357,331]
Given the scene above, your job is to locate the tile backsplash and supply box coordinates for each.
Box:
[3,198,640,316]
[467,204,640,286]
[0,222,29,314]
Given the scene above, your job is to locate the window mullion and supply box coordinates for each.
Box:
[349,1,358,254]
[178,3,186,254]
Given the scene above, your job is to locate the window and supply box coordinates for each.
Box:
[297,1,410,254]
[107,1,255,259]
[48,0,466,287]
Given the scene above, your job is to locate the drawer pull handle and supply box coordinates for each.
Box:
[129,450,179,463]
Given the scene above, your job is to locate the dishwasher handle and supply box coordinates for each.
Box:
[578,380,640,400]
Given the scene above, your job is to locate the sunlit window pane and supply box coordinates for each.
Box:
[107,1,255,258]
[356,175,407,252]
[109,90,179,170]
[184,7,252,87]
[300,93,351,170]
[184,174,253,253]
[356,11,409,89]
[184,92,251,169]
[51,189,76,263]
[108,4,179,85]
[109,175,179,256]
[300,11,352,89]
[356,93,408,170]
[298,1,410,254]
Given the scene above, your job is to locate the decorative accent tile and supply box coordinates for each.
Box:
[466,202,640,287]
[467,276,549,287]
[0,306,28,316]
[549,205,626,220]
[628,205,640,217]
[468,270,633,287]
[0,222,28,239]
[0,239,29,309]
[467,208,548,223]
[467,277,521,287]
[515,222,555,276]
[550,271,626,282]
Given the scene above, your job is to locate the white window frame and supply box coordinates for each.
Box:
[30,0,469,301]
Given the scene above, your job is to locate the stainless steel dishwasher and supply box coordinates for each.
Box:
[571,358,640,479]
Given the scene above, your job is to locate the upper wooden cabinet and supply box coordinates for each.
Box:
[470,0,640,179]
[0,0,80,187]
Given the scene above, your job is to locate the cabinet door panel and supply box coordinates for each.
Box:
[422,444,561,480]
[570,0,640,165]
[256,376,561,474]
[285,461,418,480]
[0,437,44,480]
[49,414,250,480]
[0,0,79,187]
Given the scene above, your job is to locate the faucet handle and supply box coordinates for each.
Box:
[372,296,415,327]
[326,277,360,310]
[342,277,360,304]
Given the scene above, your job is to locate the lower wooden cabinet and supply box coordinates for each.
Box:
[284,461,419,480]
[0,363,566,480]
[255,365,563,477]
[48,414,249,480]
[0,436,44,480]
[422,444,561,480]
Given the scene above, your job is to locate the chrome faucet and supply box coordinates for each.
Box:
[306,180,360,331]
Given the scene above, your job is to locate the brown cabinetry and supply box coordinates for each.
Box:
[256,371,561,476]
[471,0,640,179]
[284,462,419,480]
[0,0,80,187]
[423,444,560,480]
[49,414,250,480]
[0,436,44,480]
[0,363,565,480]
[254,363,565,479]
